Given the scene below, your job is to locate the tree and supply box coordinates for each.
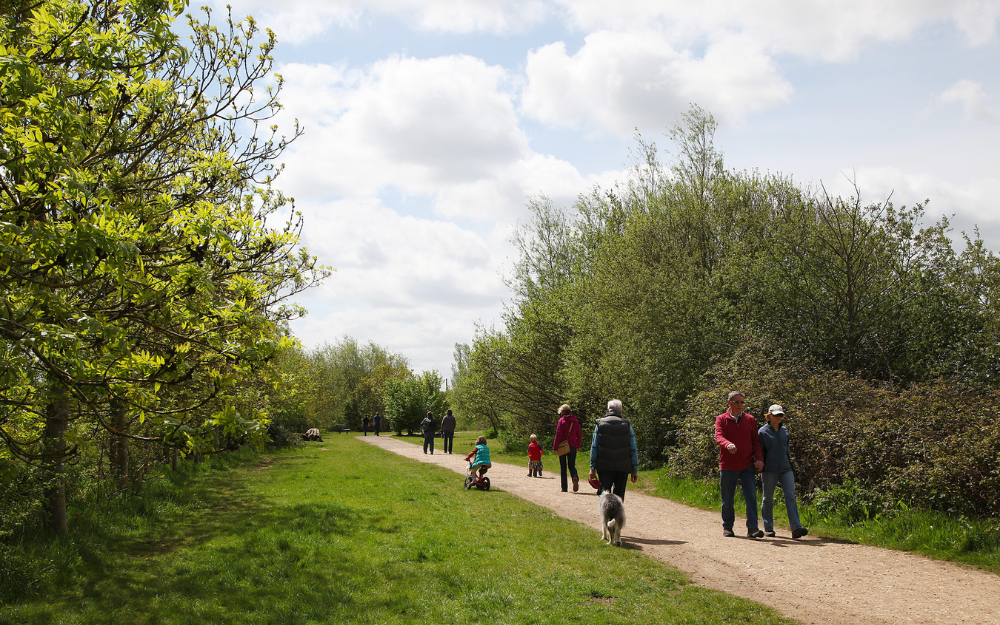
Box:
[0,0,327,531]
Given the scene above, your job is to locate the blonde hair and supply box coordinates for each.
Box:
[529,433,537,442]
[558,404,571,415]
[476,435,487,445]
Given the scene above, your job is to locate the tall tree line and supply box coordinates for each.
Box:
[268,337,450,438]
[0,0,326,534]
[456,105,1000,464]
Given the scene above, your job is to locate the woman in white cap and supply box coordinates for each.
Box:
[758,405,808,538]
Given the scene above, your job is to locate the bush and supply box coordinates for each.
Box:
[266,422,304,448]
[670,339,1000,517]
[809,479,891,525]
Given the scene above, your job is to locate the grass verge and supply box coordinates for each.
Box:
[2,436,797,625]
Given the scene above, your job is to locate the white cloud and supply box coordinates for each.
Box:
[556,0,1000,60]
[521,30,791,134]
[822,166,1000,246]
[217,0,1000,51]
[215,0,550,43]
[288,197,516,373]
[275,56,529,201]
[272,56,612,220]
[937,80,1000,122]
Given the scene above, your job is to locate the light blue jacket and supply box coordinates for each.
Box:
[470,443,491,467]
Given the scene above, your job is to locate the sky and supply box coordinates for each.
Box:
[207,0,1000,379]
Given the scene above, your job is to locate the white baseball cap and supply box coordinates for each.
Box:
[767,404,785,416]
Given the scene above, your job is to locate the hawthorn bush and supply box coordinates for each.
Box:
[671,340,1000,518]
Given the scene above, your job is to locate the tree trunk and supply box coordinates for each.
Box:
[110,397,129,492]
[171,447,178,472]
[43,385,70,535]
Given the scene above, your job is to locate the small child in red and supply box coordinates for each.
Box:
[528,433,544,477]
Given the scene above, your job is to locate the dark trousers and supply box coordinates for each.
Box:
[374,422,381,436]
[423,434,434,453]
[442,431,454,453]
[559,446,578,492]
[363,424,368,436]
[597,470,629,501]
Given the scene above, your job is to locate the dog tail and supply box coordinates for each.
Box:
[607,518,618,531]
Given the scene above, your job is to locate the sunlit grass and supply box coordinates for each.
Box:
[1,436,798,625]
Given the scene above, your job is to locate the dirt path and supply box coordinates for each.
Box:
[359,435,1000,625]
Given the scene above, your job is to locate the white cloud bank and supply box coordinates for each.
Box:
[269,54,621,372]
[218,0,1000,56]
[287,197,516,374]
[274,55,618,219]
[521,31,792,133]
[937,80,1000,122]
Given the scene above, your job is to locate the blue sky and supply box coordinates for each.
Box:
[208,1,1000,378]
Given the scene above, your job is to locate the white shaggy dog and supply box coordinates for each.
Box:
[598,491,626,546]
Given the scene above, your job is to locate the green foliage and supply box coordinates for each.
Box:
[809,479,890,525]
[458,103,1000,517]
[384,377,425,434]
[383,370,449,434]
[0,0,329,533]
[303,337,410,429]
[670,339,1000,516]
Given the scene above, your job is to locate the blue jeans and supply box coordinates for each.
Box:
[761,470,802,532]
[720,467,759,531]
[442,431,454,453]
[559,446,578,492]
[423,434,434,453]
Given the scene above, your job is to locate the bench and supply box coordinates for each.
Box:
[332,424,351,434]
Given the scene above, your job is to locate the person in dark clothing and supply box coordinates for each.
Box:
[420,411,436,454]
[588,399,638,501]
[362,414,370,436]
[440,409,456,454]
[373,412,382,436]
[553,404,582,492]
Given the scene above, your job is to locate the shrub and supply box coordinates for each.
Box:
[670,339,1000,517]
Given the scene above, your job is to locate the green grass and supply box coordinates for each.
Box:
[636,467,1000,574]
[1,436,798,625]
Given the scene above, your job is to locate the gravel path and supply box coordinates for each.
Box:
[360,435,1000,625]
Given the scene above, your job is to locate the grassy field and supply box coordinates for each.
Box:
[1,435,797,625]
[399,431,1000,575]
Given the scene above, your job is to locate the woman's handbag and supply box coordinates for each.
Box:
[554,439,570,456]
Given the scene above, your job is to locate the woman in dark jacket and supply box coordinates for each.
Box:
[553,404,583,492]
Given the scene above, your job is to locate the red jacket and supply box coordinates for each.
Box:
[553,414,582,450]
[528,441,543,461]
[714,411,763,471]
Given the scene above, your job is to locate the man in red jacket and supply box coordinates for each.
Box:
[715,391,765,538]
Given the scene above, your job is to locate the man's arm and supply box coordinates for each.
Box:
[715,415,737,454]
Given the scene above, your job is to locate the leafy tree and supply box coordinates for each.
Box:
[383,370,449,435]
[461,103,1000,459]
[0,0,326,532]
